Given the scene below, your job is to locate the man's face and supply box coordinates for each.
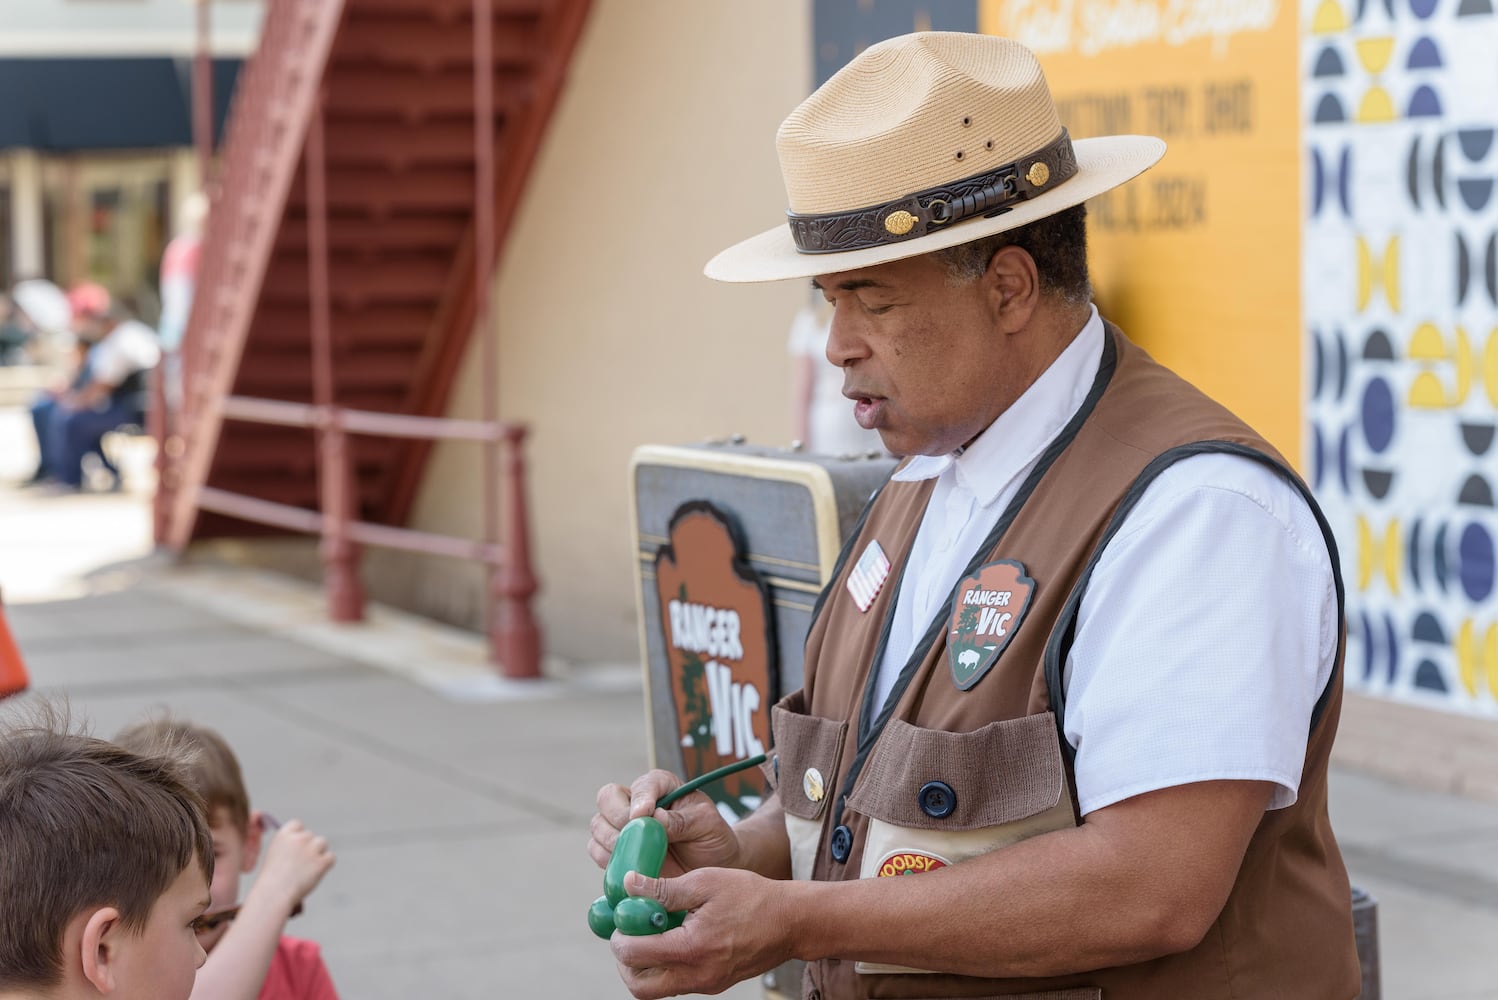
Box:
[112,862,210,1000]
[72,315,109,345]
[814,252,1019,457]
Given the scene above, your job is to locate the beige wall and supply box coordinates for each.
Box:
[410,1,813,665]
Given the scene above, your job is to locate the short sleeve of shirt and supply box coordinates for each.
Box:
[1062,452,1339,817]
[258,936,340,1000]
[88,322,160,386]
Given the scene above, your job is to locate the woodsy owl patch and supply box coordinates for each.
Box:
[947,559,1036,690]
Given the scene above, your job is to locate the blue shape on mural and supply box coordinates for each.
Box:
[1315,94,1348,124]
[1413,611,1446,643]
[1314,46,1347,77]
[1409,519,1424,590]
[1364,328,1396,360]
[1408,85,1443,118]
[1409,0,1440,17]
[1434,523,1451,593]
[1459,474,1495,507]
[1361,377,1396,453]
[1360,611,1376,682]
[1460,422,1495,455]
[1457,128,1495,161]
[1414,660,1449,691]
[1385,612,1400,683]
[1459,523,1495,601]
[1458,179,1494,211]
[1363,469,1394,498]
[1406,37,1442,68]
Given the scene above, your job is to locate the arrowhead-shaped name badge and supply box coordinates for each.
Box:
[947,559,1035,691]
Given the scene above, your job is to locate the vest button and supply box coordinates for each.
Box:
[918,780,957,819]
[829,824,853,863]
[772,753,779,781]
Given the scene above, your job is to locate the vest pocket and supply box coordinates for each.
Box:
[847,712,1078,976]
[769,689,848,883]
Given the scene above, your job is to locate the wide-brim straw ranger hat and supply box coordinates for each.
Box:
[705,32,1166,284]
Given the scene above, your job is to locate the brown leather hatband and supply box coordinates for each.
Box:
[785,130,1078,254]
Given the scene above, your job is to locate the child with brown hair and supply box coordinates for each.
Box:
[115,717,338,1000]
[0,709,213,1000]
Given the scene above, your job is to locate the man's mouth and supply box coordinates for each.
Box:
[845,390,887,430]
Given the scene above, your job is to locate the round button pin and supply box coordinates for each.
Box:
[918,780,957,819]
[772,754,779,781]
[830,824,853,863]
[802,767,825,803]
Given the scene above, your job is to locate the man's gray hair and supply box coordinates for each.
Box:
[931,204,1093,305]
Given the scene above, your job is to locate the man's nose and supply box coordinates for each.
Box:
[825,307,867,368]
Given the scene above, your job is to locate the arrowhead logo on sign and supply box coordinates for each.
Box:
[947,559,1035,691]
[654,502,777,820]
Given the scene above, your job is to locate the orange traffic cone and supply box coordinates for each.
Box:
[0,588,29,700]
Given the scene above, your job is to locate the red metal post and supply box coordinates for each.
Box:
[193,0,214,187]
[149,366,172,545]
[319,415,366,622]
[307,96,364,621]
[492,425,541,678]
[473,0,530,674]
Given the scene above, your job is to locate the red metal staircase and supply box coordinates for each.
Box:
[158,0,592,673]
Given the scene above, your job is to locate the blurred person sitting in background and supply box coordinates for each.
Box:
[40,285,161,493]
[23,283,107,486]
[115,716,340,1000]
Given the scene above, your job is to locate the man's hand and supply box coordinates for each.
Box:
[253,819,335,914]
[610,868,797,999]
[590,770,741,877]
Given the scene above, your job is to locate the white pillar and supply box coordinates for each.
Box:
[9,150,45,279]
[168,149,200,236]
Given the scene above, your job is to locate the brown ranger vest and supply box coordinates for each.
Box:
[764,324,1360,1000]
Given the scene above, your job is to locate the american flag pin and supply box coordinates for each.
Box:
[847,540,891,613]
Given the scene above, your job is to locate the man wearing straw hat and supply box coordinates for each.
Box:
[591,32,1358,999]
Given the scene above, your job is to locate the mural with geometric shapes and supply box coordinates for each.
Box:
[1304,0,1497,715]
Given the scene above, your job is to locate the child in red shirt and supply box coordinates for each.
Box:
[116,718,339,1000]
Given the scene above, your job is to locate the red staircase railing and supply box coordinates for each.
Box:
[161,0,345,540]
[155,0,544,678]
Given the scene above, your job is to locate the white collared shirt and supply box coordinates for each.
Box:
[872,307,1337,815]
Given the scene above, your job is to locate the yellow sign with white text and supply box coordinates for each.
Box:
[981,0,1301,463]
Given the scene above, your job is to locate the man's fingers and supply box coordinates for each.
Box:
[653,801,709,843]
[628,770,682,820]
[624,872,698,913]
[588,813,620,852]
[596,782,631,825]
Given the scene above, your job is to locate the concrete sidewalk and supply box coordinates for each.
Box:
[2,405,1497,998]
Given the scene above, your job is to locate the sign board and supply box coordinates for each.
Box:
[654,501,777,820]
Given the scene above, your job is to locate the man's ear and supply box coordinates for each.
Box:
[79,906,122,994]
[244,810,265,872]
[984,244,1041,333]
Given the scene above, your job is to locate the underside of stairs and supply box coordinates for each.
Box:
[167,0,591,545]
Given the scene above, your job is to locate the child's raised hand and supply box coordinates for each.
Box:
[257,818,336,913]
